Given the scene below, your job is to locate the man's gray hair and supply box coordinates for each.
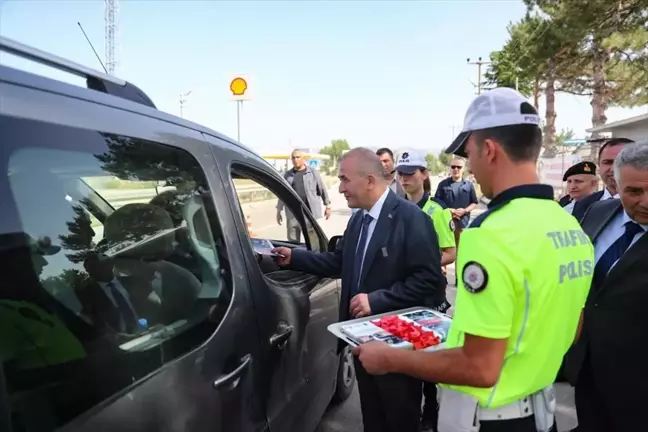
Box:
[340,147,384,178]
[613,143,648,180]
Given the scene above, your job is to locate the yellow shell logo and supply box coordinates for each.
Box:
[230,77,248,96]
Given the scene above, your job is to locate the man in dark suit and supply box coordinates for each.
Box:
[76,253,163,334]
[571,137,635,221]
[565,142,648,431]
[273,147,445,432]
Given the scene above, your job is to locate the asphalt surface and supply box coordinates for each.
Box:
[313,179,578,432]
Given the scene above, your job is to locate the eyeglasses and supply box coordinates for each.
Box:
[450,165,463,170]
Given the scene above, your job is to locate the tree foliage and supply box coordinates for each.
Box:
[319,139,350,175]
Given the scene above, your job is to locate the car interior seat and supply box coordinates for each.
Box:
[101,203,202,323]
[182,195,223,299]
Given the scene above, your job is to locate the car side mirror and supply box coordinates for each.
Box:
[328,235,343,252]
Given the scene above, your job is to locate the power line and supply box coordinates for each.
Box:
[467,57,491,95]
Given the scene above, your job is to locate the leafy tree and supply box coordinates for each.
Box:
[319,139,350,175]
[524,0,648,157]
[58,200,96,264]
[425,154,442,174]
[438,149,453,167]
[555,128,576,147]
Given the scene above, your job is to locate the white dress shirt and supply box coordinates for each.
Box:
[564,200,576,214]
[356,187,390,276]
[594,210,648,272]
[600,188,619,201]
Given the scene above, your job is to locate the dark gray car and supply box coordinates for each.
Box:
[0,37,354,432]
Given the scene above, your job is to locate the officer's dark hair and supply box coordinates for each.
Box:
[376,148,395,161]
[597,137,634,160]
[423,177,431,193]
[472,102,543,163]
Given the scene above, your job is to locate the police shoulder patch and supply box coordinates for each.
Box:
[449,219,456,231]
[462,261,488,293]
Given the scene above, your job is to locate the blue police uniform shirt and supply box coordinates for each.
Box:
[434,178,478,228]
[594,210,648,271]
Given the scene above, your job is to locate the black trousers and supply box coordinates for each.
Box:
[354,358,422,432]
[422,381,438,425]
[479,416,556,432]
[573,355,645,431]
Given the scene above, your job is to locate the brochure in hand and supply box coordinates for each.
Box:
[250,238,283,257]
[330,308,452,351]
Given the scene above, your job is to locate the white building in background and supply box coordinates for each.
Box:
[586,112,648,143]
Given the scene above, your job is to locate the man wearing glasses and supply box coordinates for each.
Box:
[434,157,479,249]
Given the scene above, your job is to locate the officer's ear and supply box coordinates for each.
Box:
[479,138,500,164]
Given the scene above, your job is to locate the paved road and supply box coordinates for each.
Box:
[314,180,578,432]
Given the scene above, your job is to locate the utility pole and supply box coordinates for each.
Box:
[467,57,491,95]
[179,90,192,118]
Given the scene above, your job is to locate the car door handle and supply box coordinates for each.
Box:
[269,323,294,349]
[213,354,252,390]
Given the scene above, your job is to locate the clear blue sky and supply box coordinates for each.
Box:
[1,0,644,154]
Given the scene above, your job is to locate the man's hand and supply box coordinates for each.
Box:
[454,208,467,218]
[272,247,292,266]
[276,211,283,225]
[349,294,371,318]
[324,207,332,220]
[352,342,393,375]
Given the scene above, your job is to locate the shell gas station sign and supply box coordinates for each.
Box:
[229,73,252,101]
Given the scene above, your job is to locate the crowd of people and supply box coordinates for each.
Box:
[274,87,646,432]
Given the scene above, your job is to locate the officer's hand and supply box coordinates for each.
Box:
[350,294,371,318]
[276,211,283,225]
[352,341,393,375]
[272,247,292,266]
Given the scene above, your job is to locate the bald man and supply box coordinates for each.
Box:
[277,149,331,242]
[273,147,445,432]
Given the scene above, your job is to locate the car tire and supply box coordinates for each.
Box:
[331,346,355,404]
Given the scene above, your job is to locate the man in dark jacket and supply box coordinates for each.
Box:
[276,149,331,242]
[273,147,445,432]
[571,137,634,221]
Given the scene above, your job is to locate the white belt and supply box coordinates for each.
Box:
[478,396,534,421]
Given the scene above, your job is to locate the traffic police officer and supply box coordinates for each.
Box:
[396,150,457,272]
[353,88,594,432]
[395,150,456,431]
[560,161,598,214]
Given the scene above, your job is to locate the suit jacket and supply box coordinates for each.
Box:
[571,190,604,222]
[565,199,648,395]
[291,190,445,325]
[75,275,163,333]
[558,195,572,207]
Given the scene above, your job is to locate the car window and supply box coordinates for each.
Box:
[231,168,321,252]
[2,129,232,431]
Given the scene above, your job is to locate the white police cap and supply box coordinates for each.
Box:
[445,87,541,158]
[396,150,427,175]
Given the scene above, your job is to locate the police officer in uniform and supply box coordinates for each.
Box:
[560,161,598,215]
[395,150,456,431]
[353,88,594,432]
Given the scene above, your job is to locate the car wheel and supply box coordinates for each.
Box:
[331,346,355,404]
